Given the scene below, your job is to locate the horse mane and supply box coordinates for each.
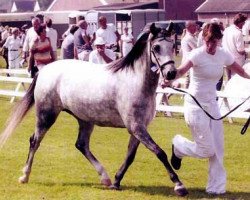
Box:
[109,31,150,73]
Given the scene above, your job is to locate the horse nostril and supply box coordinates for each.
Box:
[166,70,177,80]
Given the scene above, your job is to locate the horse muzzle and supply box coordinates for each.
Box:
[165,69,177,80]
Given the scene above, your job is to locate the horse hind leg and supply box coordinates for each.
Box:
[110,135,140,190]
[19,108,59,184]
[75,119,111,187]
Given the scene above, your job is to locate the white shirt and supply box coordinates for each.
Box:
[181,32,197,63]
[187,46,234,102]
[222,24,245,66]
[22,27,38,52]
[89,49,116,64]
[95,24,117,46]
[3,35,21,51]
[46,27,58,51]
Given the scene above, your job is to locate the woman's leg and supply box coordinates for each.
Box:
[206,107,226,194]
[173,102,215,159]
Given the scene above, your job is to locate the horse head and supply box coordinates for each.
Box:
[149,23,177,80]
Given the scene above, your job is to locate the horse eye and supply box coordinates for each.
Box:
[153,45,160,53]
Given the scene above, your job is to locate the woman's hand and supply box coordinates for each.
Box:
[161,79,172,88]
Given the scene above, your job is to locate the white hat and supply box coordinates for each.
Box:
[94,37,106,45]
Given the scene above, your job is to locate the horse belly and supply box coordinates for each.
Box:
[70,105,125,128]
[62,88,125,127]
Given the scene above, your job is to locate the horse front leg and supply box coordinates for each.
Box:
[130,124,188,197]
[110,135,140,189]
[75,120,111,186]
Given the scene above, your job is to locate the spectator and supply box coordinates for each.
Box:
[89,37,116,64]
[180,20,197,89]
[2,28,22,70]
[74,20,92,61]
[28,24,54,76]
[22,17,41,63]
[161,23,250,195]
[61,25,79,59]
[120,27,134,57]
[94,16,120,51]
[222,13,248,79]
[45,17,58,60]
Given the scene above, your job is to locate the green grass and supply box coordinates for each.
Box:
[0,98,249,200]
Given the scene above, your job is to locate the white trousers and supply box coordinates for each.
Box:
[173,98,226,194]
[8,51,20,69]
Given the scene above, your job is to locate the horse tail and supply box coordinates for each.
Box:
[0,75,38,148]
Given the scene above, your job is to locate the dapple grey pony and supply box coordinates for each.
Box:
[0,23,188,196]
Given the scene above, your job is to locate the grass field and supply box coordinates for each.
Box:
[0,97,249,200]
[0,56,249,200]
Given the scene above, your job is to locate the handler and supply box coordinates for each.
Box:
[161,23,250,195]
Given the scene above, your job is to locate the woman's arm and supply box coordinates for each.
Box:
[175,60,193,79]
[227,61,250,79]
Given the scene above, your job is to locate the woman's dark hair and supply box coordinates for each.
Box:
[35,23,46,36]
[202,23,223,42]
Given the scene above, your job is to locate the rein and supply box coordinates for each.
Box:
[169,86,250,135]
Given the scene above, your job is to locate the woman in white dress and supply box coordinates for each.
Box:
[120,27,134,57]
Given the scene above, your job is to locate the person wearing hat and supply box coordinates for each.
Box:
[89,37,116,64]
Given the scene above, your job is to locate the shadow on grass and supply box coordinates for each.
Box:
[36,181,250,199]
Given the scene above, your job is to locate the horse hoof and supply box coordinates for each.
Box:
[109,184,121,190]
[101,178,112,187]
[174,184,188,197]
[18,176,29,184]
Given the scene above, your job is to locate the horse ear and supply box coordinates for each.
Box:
[150,23,159,36]
[166,22,174,35]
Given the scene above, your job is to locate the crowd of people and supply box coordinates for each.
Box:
[0,14,134,77]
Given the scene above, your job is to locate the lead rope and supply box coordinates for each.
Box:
[169,87,250,135]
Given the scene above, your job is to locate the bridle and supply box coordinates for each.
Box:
[150,36,175,76]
